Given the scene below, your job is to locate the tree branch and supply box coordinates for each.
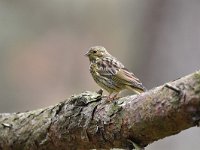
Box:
[0,70,200,150]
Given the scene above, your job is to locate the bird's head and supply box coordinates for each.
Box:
[85,46,110,62]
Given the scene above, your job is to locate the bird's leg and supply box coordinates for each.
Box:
[106,92,115,102]
[113,92,120,100]
[106,92,120,101]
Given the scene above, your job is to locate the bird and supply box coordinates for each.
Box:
[85,46,146,100]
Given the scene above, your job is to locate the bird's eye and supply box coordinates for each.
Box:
[93,50,97,53]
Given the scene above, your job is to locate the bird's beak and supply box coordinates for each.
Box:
[85,51,89,57]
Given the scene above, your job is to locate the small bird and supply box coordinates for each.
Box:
[85,46,146,100]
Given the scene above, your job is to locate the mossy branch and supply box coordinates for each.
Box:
[0,70,200,150]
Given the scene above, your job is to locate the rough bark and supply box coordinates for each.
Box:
[0,71,200,150]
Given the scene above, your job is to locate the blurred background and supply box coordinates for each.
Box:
[0,0,200,149]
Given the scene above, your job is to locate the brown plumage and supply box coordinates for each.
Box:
[85,46,146,99]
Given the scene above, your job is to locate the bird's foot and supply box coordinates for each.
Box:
[106,93,120,101]
[113,94,121,100]
[106,96,119,102]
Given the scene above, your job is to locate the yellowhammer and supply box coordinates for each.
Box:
[85,46,146,100]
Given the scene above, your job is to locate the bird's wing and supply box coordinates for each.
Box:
[115,68,146,91]
[115,68,141,85]
[96,57,145,91]
[96,57,124,76]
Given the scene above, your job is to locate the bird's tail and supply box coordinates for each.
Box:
[126,84,147,94]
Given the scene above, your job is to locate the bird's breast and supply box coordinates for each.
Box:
[89,63,99,76]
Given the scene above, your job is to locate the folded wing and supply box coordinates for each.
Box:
[96,57,146,93]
